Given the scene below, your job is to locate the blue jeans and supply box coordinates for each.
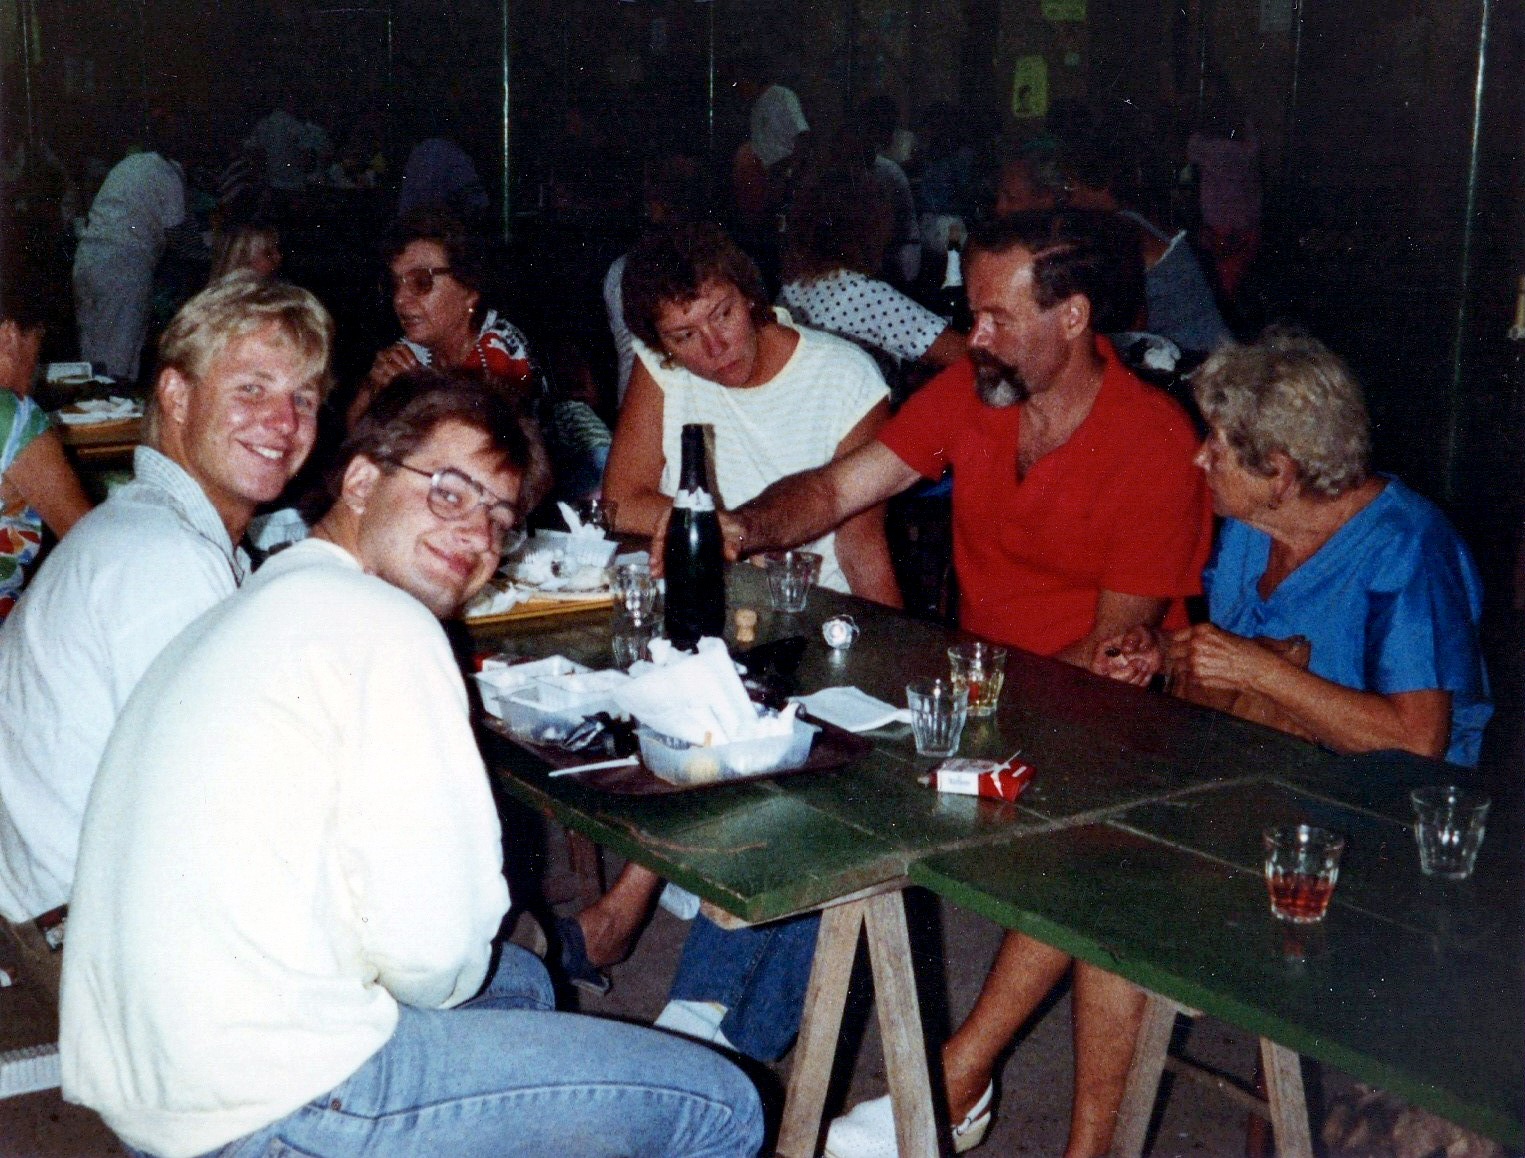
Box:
[134,945,762,1158]
[668,914,821,1063]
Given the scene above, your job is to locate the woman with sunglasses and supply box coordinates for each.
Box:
[348,208,610,502]
[347,208,534,429]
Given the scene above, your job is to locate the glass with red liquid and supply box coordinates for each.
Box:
[1262,825,1345,924]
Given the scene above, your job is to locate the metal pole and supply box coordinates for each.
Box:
[1195,0,1211,124]
[706,1,716,156]
[501,0,512,242]
[1443,0,1493,504]
[18,0,36,144]
[139,0,150,139]
[844,0,857,112]
[1281,0,1305,185]
[386,2,395,175]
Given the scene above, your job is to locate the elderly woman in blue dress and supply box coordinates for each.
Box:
[1097,326,1490,764]
[827,328,1493,1158]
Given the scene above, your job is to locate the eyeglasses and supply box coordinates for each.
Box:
[385,266,454,297]
[389,461,526,555]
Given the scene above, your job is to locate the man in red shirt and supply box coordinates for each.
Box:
[725,208,1210,667]
[720,209,1213,1157]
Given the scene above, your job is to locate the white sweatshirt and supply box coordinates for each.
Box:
[60,539,510,1158]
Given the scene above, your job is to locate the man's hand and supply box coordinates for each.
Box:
[646,508,748,579]
[1089,625,1161,687]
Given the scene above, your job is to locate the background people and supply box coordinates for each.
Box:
[349,207,610,502]
[208,220,282,282]
[856,95,922,288]
[997,140,1231,355]
[779,164,966,387]
[71,109,186,380]
[0,249,93,619]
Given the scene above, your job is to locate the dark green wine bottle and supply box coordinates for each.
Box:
[663,424,725,649]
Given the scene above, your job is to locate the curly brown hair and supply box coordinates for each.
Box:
[621,222,773,351]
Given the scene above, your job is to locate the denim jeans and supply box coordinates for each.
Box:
[130,945,762,1158]
[668,913,821,1062]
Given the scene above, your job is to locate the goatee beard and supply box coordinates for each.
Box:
[971,352,1029,407]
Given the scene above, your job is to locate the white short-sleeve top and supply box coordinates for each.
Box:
[632,309,888,593]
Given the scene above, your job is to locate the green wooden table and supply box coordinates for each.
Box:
[473,564,1522,1155]
[912,765,1524,1149]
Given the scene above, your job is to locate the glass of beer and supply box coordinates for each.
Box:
[948,641,1007,717]
[1262,825,1344,923]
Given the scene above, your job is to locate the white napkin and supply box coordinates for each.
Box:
[792,687,912,732]
[614,637,797,746]
[464,585,530,620]
[56,396,142,425]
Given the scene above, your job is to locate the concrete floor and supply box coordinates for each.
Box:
[0,827,1368,1158]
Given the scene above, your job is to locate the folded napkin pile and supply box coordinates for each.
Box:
[56,397,142,425]
[551,501,620,566]
[464,584,531,619]
[614,637,799,746]
[792,686,912,732]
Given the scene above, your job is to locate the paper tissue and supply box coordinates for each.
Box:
[613,638,816,784]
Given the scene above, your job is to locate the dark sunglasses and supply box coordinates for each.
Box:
[384,266,453,297]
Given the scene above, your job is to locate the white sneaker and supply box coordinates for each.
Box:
[653,999,736,1051]
[824,1082,994,1158]
[658,882,701,920]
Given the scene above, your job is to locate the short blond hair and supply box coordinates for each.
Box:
[1192,327,1370,498]
[146,273,334,445]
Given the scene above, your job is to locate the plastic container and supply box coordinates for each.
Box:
[637,715,818,786]
[500,670,631,743]
[474,656,589,721]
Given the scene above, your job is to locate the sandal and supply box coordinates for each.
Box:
[555,915,612,996]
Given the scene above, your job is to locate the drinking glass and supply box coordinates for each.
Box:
[905,678,968,758]
[575,498,619,534]
[948,641,1008,717]
[1262,825,1344,924]
[762,550,822,613]
[1410,785,1490,880]
[609,561,660,628]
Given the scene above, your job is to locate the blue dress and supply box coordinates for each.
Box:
[1205,476,1492,766]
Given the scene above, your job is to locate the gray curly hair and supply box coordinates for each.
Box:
[1192,327,1370,498]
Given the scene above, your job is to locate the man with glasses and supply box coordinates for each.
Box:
[0,273,332,1001]
[59,369,765,1158]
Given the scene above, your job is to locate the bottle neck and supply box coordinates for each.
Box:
[675,425,713,509]
[673,486,716,512]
